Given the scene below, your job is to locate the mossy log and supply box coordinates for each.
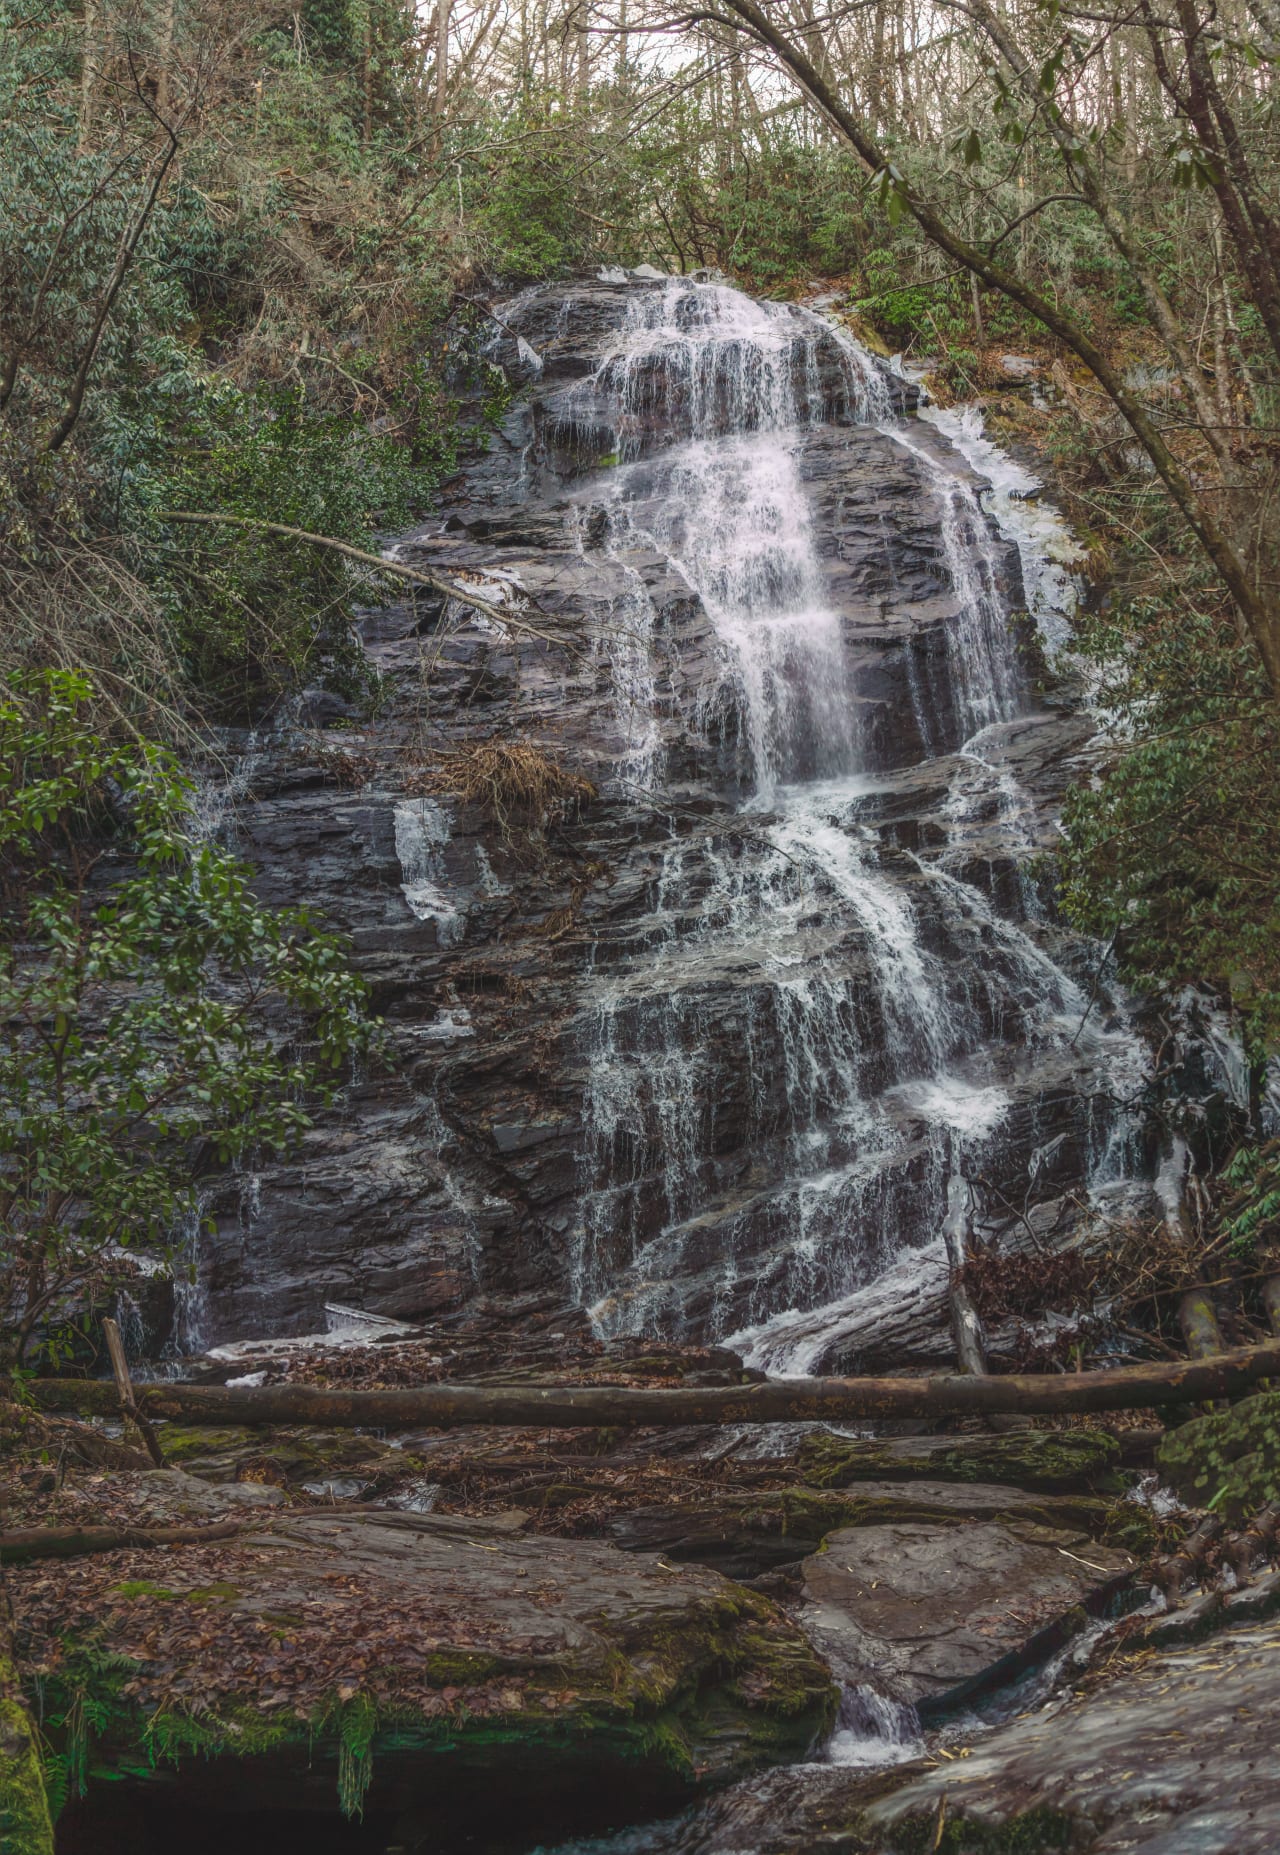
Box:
[26,1339,1280,1429]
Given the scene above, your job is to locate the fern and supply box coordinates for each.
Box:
[336,1695,378,1820]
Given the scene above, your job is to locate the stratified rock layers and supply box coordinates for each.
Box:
[190,274,1155,1372]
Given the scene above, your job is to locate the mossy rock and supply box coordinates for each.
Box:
[1156,1390,1280,1521]
[799,1428,1122,1494]
[13,1508,836,1845]
[154,1422,422,1493]
[1,1651,55,1855]
[876,1803,1077,1852]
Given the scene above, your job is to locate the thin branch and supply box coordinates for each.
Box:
[155,511,571,646]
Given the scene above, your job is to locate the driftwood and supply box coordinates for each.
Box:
[157,511,568,646]
[1156,1512,1224,1606]
[0,1520,243,1566]
[24,1338,1280,1429]
[1224,1500,1280,1588]
[103,1317,166,1468]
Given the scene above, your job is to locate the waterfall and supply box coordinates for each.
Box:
[561,277,1148,1370]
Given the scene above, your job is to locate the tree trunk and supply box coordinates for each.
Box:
[1,1522,242,1567]
[435,0,449,123]
[27,1339,1280,1429]
[79,0,100,149]
[1262,1276,1280,1336]
[943,1179,989,1380]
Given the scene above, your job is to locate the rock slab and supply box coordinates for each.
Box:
[800,1517,1136,1713]
[20,1507,836,1848]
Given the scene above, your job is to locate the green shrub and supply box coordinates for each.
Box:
[0,668,375,1367]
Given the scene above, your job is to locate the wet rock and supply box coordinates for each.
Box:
[615,1604,1280,1854]
[860,1611,1280,1853]
[22,1508,837,1850]
[1156,1389,1280,1521]
[180,273,1165,1358]
[799,1516,1136,1714]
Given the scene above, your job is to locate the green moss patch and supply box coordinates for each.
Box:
[0,1694,56,1855]
[800,1429,1122,1494]
[884,1803,1077,1853]
[1157,1390,1280,1521]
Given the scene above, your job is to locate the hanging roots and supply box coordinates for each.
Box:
[406,740,595,834]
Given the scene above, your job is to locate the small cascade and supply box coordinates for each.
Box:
[825,1686,925,1770]
[882,420,1026,741]
[561,274,1151,1368]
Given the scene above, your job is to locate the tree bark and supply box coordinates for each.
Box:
[1262,1276,1280,1336]
[1177,1286,1226,1360]
[0,1522,242,1567]
[26,1339,1280,1429]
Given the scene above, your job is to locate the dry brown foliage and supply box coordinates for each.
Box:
[406,740,596,833]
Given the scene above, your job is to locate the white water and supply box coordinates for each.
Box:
[563,277,1149,1371]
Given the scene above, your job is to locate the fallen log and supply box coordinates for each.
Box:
[23,1338,1280,1429]
[1156,1512,1223,1607]
[0,1521,243,1566]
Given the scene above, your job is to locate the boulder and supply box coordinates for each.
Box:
[799,1516,1136,1715]
[861,1609,1280,1853]
[15,1508,837,1851]
[618,1608,1280,1854]
[1157,1389,1280,1521]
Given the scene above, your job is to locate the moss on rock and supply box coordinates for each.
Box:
[799,1428,1122,1494]
[12,1509,836,1834]
[153,1422,422,1492]
[0,1650,55,1855]
[1157,1390,1280,1520]
[884,1803,1077,1853]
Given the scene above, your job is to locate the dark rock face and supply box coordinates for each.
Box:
[188,273,1161,1363]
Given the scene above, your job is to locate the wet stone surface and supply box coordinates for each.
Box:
[799,1517,1137,1714]
[171,272,1167,1369]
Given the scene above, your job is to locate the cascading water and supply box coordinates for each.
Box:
[561,275,1150,1372]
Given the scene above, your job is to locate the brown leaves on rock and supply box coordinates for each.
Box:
[7,1536,544,1727]
[402,739,595,836]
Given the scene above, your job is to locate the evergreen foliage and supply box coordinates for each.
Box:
[0,669,374,1366]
